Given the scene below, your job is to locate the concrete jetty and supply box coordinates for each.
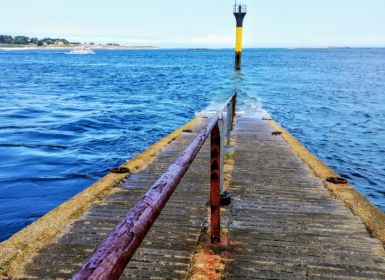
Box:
[1,110,385,279]
[223,115,385,279]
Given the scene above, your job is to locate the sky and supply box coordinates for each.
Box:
[1,0,385,48]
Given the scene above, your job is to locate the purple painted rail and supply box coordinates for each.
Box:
[72,94,236,280]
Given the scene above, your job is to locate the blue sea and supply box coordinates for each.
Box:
[0,48,384,241]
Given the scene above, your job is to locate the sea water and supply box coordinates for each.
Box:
[0,48,384,241]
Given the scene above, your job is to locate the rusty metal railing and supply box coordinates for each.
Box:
[222,92,237,148]
[217,92,237,193]
[72,93,237,280]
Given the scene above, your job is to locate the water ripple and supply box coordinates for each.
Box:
[0,48,384,242]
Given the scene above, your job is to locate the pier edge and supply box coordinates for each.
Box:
[0,116,202,277]
[269,119,385,248]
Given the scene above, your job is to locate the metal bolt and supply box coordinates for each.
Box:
[272,131,282,136]
[326,177,348,185]
[110,167,130,174]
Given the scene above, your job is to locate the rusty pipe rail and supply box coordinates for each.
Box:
[73,94,237,280]
[218,92,237,192]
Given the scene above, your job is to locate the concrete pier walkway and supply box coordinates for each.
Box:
[224,115,385,279]
[13,120,212,279]
[2,114,385,279]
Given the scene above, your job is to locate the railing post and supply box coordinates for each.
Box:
[218,112,225,194]
[230,102,234,132]
[232,92,237,126]
[226,103,232,148]
[211,122,221,244]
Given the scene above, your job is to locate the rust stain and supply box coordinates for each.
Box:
[189,231,241,280]
[190,251,223,280]
[189,134,239,280]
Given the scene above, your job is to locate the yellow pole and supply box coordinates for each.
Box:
[235,27,243,53]
[233,4,246,70]
[235,27,243,70]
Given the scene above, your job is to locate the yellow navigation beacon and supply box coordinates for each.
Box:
[233,2,247,70]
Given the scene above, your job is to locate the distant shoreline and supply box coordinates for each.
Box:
[1,46,385,51]
[0,45,159,51]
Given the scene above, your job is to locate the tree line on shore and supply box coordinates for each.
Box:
[0,35,79,46]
